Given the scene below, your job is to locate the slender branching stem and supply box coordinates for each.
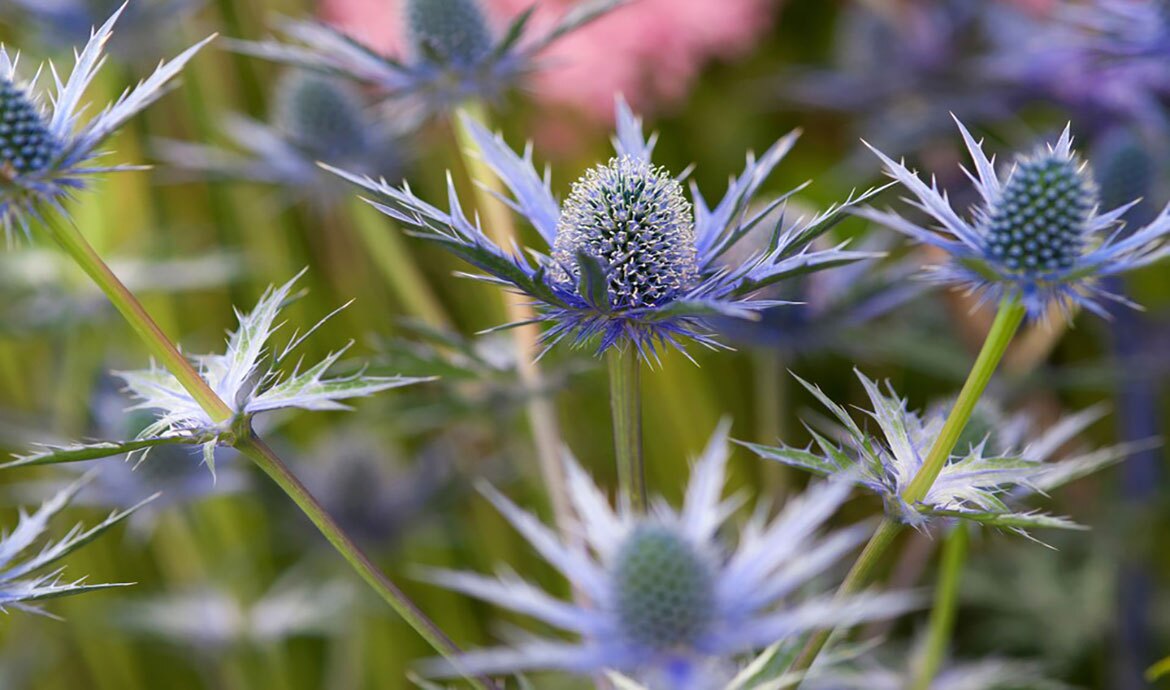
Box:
[452,101,575,536]
[607,347,646,512]
[910,526,970,690]
[785,295,1027,686]
[44,215,495,690]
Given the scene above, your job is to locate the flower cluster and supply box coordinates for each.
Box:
[741,370,1136,534]
[419,423,917,688]
[329,99,878,359]
[0,6,212,239]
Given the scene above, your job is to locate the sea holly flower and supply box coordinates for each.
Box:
[0,475,153,615]
[230,0,625,113]
[5,272,431,476]
[417,423,918,688]
[856,118,1170,318]
[0,5,212,239]
[329,100,879,359]
[156,70,414,205]
[740,370,1137,534]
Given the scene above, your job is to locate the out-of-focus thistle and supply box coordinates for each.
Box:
[0,6,212,239]
[857,118,1170,319]
[156,70,414,204]
[985,0,1170,130]
[740,371,1140,535]
[775,0,1022,161]
[230,0,625,113]
[329,100,880,359]
[4,271,431,476]
[1,0,206,60]
[417,423,919,688]
[0,475,153,615]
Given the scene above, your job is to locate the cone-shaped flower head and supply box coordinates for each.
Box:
[740,370,1140,535]
[552,156,699,310]
[405,0,494,68]
[419,423,917,688]
[983,150,1094,276]
[231,0,624,113]
[0,79,60,176]
[328,99,881,359]
[0,6,212,240]
[274,70,371,162]
[857,118,1170,318]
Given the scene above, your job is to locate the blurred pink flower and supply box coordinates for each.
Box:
[319,0,778,121]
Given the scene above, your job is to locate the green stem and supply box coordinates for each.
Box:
[44,216,495,690]
[786,295,1027,686]
[911,526,969,690]
[235,434,493,689]
[608,347,646,512]
[902,295,1026,503]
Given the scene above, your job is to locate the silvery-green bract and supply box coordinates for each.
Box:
[0,475,152,615]
[0,5,212,240]
[740,370,1137,534]
[328,100,879,360]
[857,118,1170,318]
[418,423,917,689]
[805,656,1070,690]
[230,0,624,113]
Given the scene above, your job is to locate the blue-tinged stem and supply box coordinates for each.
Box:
[911,526,969,690]
[608,346,646,512]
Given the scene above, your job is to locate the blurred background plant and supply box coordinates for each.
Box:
[0,0,1167,689]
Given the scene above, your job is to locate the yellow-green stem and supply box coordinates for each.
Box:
[44,215,494,690]
[786,295,1027,686]
[453,101,574,536]
[608,347,646,512]
[911,526,970,690]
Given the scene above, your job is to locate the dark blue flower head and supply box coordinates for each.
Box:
[327,99,882,360]
[857,117,1170,319]
[274,70,371,162]
[0,6,211,240]
[405,0,494,68]
[231,0,625,114]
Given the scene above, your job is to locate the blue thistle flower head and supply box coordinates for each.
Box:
[419,423,917,687]
[231,0,625,114]
[857,118,1170,318]
[405,0,494,68]
[274,70,371,162]
[327,99,882,360]
[741,370,1139,536]
[0,6,212,241]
